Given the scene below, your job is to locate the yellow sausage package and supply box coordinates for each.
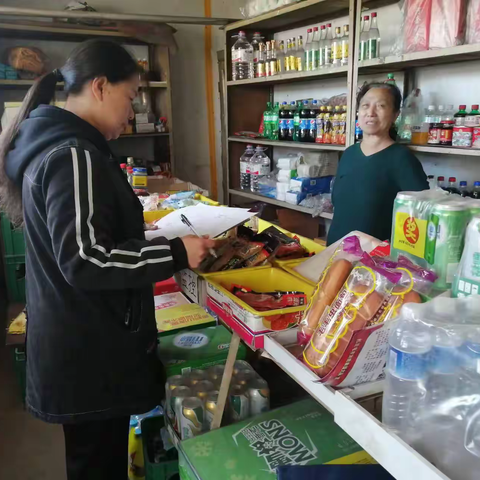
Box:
[303,253,402,385]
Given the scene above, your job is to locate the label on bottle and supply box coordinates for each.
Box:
[269,59,277,76]
[368,39,378,60]
[250,164,270,176]
[231,49,239,63]
[305,50,312,71]
[312,50,320,70]
[279,119,287,131]
[341,41,349,63]
[235,50,253,63]
[240,162,248,174]
[286,119,294,130]
[388,346,429,381]
[324,46,332,65]
[296,56,303,71]
[309,119,316,131]
[294,114,300,126]
[256,63,266,78]
[359,41,367,61]
[299,119,309,131]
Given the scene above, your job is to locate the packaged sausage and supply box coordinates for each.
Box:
[303,253,402,378]
[297,236,365,346]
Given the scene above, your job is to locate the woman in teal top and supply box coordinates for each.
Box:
[327,83,428,245]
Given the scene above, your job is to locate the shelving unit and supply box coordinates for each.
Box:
[0,18,175,171]
[229,135,345,151]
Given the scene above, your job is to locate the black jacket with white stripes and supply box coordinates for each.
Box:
[5,105,189,423]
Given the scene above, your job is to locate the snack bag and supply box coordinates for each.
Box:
[297,236,364,346]
[303,253,401,378]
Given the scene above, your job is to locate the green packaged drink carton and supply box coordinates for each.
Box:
[179,399,375,480]
[157,325,246,377]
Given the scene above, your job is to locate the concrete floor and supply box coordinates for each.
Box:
[0,303,66,480]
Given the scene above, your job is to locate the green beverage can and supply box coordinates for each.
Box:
[165,375,186,421]
[180,397,205,440]
[424,200,470,289]
[229,384,249,422]
[171,386,192,432]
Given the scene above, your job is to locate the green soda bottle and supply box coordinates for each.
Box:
[293,100,301,142]
[263,102,272,138]
[270,102,280,140]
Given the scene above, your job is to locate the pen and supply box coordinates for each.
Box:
[180,214,218,258]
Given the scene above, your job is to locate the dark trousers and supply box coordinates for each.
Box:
[63,416,130,480]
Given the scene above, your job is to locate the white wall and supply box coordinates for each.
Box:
[0,0,243,197]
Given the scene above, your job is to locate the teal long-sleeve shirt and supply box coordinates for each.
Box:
[327,143,429,245]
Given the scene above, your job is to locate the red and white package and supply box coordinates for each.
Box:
[404,0,432,53]
[429,0,466,49]
[466,0,480,44]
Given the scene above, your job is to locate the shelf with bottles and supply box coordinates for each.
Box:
[229,17,359,83]
[229,136,345,151]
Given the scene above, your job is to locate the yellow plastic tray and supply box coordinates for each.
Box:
[205,267,315,317]
[143,194,220,223]
[276,258,317,287]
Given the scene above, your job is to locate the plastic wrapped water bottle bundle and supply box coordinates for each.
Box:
[383,296,480,480]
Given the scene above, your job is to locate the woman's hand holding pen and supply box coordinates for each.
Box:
[181,236,217,268]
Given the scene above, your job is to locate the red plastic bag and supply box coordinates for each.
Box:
[466,0,480,44]
[429,0,466,49]
[404,0,432,53]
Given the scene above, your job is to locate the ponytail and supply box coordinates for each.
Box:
[0,71,60,225]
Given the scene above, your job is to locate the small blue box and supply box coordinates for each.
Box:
[290,175,333,195]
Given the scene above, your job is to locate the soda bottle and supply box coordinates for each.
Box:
[454,105,468,126]
[309,100,319,142]
[311,26,320,70]
[355,112,363,142]
[323,23,334,67]
[279,101,289,141]
[262,102,272,139]
[315,106,326,143]
[382,310,432,440]
[286,102,295,141]
[472,181,480,199]
[239,145,255,190]
[385,73,396,86]
[305,28,313,71]
[231,31,253,81]
[359,15,370,61]
[293,100,301,142]
[323,106,333,143]
[446,176,460,195]
[299,100,310,142]
[270,102,280,140]
[459,181,470,197]
[368,12,380,59]
[250,146,271,193]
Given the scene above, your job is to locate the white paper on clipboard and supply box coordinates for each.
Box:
[145,204,257,241]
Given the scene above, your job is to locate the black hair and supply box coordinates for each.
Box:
[357,82,402,141]
[357,82,402,113]
[0,39,141,225]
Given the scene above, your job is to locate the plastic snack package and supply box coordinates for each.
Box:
[404,0,432,53]
[429,0,467,49]
[303,253,401,379]
[466,0,480,44]
[297,235,365,346]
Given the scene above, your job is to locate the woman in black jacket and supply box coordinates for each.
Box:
[0,40,215,479]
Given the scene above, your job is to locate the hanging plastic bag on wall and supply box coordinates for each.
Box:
[429,0,467,49]
[396,88,424,143]
[404,0,432,53]
[466,0,480,44]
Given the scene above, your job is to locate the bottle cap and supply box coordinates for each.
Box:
[307,28,312,32]
[313,26,319,31]
[321,25,326,29]
[460,181,467,186]
[364,15,370,20]
[282,101,287,105]
[438,176,445,181]
[428,175,434,179]
[460,105,467,109]
[120,163,127,168]
[327,23,332,27]
[475,181,480,186]
[254,32,261,35]
[239,30,246,36]
[472,105,479,110]
[303,100,309,105]
[371,12,377,17]
[449,177,456,182]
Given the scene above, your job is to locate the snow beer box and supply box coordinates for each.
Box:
[178,398,375,480]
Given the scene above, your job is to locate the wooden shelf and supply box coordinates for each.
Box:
[409,145,480,157]
[118,132,170,139]
[227,65,348,86]
[359,43,480,74]
[0,79,167,89]
[229,188,334,219]
[229,136,345,151]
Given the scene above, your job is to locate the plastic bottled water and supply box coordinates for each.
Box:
[249,146,271,193]
[231,31,253,81]
[239,145,254,190]
[383,307,432,442]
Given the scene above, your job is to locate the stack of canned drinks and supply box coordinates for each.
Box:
[165,360,270,440]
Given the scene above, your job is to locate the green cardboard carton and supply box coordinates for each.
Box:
[157,325,247,377]
[180,399,375,480]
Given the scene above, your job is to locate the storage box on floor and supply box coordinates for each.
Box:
[178,399,375,480]
[1,214,26,302]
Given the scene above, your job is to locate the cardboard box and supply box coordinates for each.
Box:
[154,292,215,333]
[135,112,155,124]
[135,122,155,133]
[175,268,207,305]
[157,325,247,376]
[180,399,375,480]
